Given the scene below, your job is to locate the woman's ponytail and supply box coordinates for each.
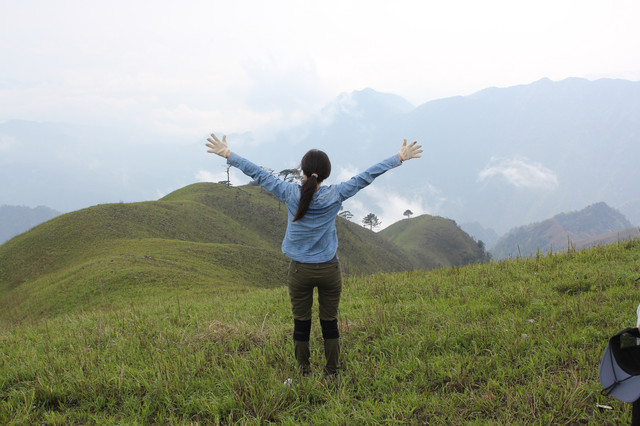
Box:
[292,174,318,222]
[292,150,331,222]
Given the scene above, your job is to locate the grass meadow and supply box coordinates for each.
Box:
[2,240,640,424]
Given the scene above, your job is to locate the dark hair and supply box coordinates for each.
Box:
[292,149,331,222]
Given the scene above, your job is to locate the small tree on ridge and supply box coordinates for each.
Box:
[362,213,381,231]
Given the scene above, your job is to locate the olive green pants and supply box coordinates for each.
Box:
[287,261,342,374]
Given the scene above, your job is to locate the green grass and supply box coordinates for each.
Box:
[0,238,289,326]
[2,240,640,424]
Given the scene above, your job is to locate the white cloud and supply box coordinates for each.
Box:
[367,187,440,230]
[195,168,250,186]
[334,169,448,230]
[477,156,559,190]
[195,170,219,183]
[243,57,326,114]
[339,185,444,231]
[2,0,640,139]
[333,165,361,184]
[339,199,367,226]
[317,92,360,126]
[0,135,16,151]
[148,104,284,140]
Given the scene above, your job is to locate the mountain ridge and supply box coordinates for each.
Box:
[259,77,640,233]
[491,202,634,259]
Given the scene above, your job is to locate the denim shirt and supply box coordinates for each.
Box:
[227,152,402,263]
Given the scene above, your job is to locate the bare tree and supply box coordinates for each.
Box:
[362,213,381,231]
[278,168,301,183]
[338,210,354,221]
[219,164,232,187]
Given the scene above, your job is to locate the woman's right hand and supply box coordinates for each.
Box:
[206,133,231,159]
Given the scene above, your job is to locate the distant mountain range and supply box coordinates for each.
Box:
[491,202,636,259]
[0,205,60,245]
[2,77,639,236]
[459,221,500,249]
[251,78,640,234]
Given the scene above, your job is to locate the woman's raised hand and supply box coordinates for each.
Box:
[398,139,422,162]
[206,133,231,159]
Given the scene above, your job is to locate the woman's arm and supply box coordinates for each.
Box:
[226,152,293,201]
[206,133,293,201]
[335,155,402,202]
[335,139,422,202]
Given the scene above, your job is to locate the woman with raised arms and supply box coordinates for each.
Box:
[206,133,422,378]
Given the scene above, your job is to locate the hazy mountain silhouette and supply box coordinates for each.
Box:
[258,77,640,234]
[491,202,634,259]
[459,222,500,249]
[0,205,60,244]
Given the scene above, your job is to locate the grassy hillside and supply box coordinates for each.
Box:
[0,183,418,326]
[379,214,488,268]
[2,240,640,423]
[161,183,415,275]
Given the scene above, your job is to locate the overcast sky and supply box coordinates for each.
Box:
[2,0,639,141]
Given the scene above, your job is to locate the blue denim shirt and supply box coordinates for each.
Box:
[227,152,402,263]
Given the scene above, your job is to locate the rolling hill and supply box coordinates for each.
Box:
[379,214,489,269]
[0,191,290,325]
[0,183,487,326]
